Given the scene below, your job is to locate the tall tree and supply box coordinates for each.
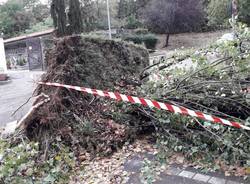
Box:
[51,0,83,36]
[117,0,129,19]
[144,0,205,47]
[50,0,67,36]
[68,0,83,34]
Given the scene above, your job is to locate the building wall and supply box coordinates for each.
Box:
[0,38,7,72]
[5,43,28,70]
[3,34,54,71]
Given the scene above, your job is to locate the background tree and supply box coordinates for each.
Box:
[91,0,119,30]
[238,0,250,24]
[80,0,97,32]
[117,0,128,19]
[134,0,151,18]
[207,0,231,28]
[144,0,205,47]
[0,0,32,38]
[68,0,83,34]
[117,0,151,19]
[32,4,50,23]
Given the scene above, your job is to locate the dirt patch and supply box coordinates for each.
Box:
[156,30,230,50]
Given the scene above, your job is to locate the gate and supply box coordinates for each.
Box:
[26,38,43,70]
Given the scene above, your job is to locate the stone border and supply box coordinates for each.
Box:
[168,166,247,184]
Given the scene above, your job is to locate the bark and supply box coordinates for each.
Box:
[68,0,83,34]
[50,0,67,37]
[165,33,170,48]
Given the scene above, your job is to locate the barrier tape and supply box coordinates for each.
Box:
[38,82,250,131]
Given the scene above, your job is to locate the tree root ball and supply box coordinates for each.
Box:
[24,35,149,156]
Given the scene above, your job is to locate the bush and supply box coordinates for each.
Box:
[123,34,143,44]
[123,34,158,50]
[134,28,149,35]
[0,140,75,183]
[142,34,158,50]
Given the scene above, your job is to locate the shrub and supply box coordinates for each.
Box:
[0,140,75,183]
[134,28,149,35]
[142,34,158,50]
[123,34,143,44]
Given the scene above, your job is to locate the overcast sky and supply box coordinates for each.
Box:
[0,0,48,4]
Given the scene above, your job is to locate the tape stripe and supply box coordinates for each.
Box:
[38,82,250,131]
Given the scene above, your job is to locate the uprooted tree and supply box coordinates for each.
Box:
[140,20,250,172]
[2,17,250,183]
[18,36,150,156]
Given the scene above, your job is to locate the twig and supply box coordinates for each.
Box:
[140,55,189,80]
[43,135,49,161]
[16,94,50,130]
[89,96,96,105]
[193,117,222,141]
[174,57,232,91]
[11,96,33,117]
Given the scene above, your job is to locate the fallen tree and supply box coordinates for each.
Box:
[2,21,250,183]
[19,36,149,156]
[141,21,250,173]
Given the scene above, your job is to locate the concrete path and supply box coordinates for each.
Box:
[124,153,248,184]
[0,70,43,127]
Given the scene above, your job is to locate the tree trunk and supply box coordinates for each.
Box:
[68,0,83,34]
[50,0,67,37]
[164,33,170,48]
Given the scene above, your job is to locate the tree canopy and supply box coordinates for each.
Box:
[0,0,50,38]
[143,0,205,46]
[0,0,250,39]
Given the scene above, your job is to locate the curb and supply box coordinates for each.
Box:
[0,79,11,85]
[167,166,248,184]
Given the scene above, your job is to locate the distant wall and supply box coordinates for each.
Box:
[0,38,7,72]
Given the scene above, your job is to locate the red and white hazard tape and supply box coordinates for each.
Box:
[38,82,250,131]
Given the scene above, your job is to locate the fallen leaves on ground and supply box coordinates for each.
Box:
[69,137,157,184]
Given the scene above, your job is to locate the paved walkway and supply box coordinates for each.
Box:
[0,70,43,127]
[124,153,248,184]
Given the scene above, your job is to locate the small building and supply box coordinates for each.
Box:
[4,29,54,71]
